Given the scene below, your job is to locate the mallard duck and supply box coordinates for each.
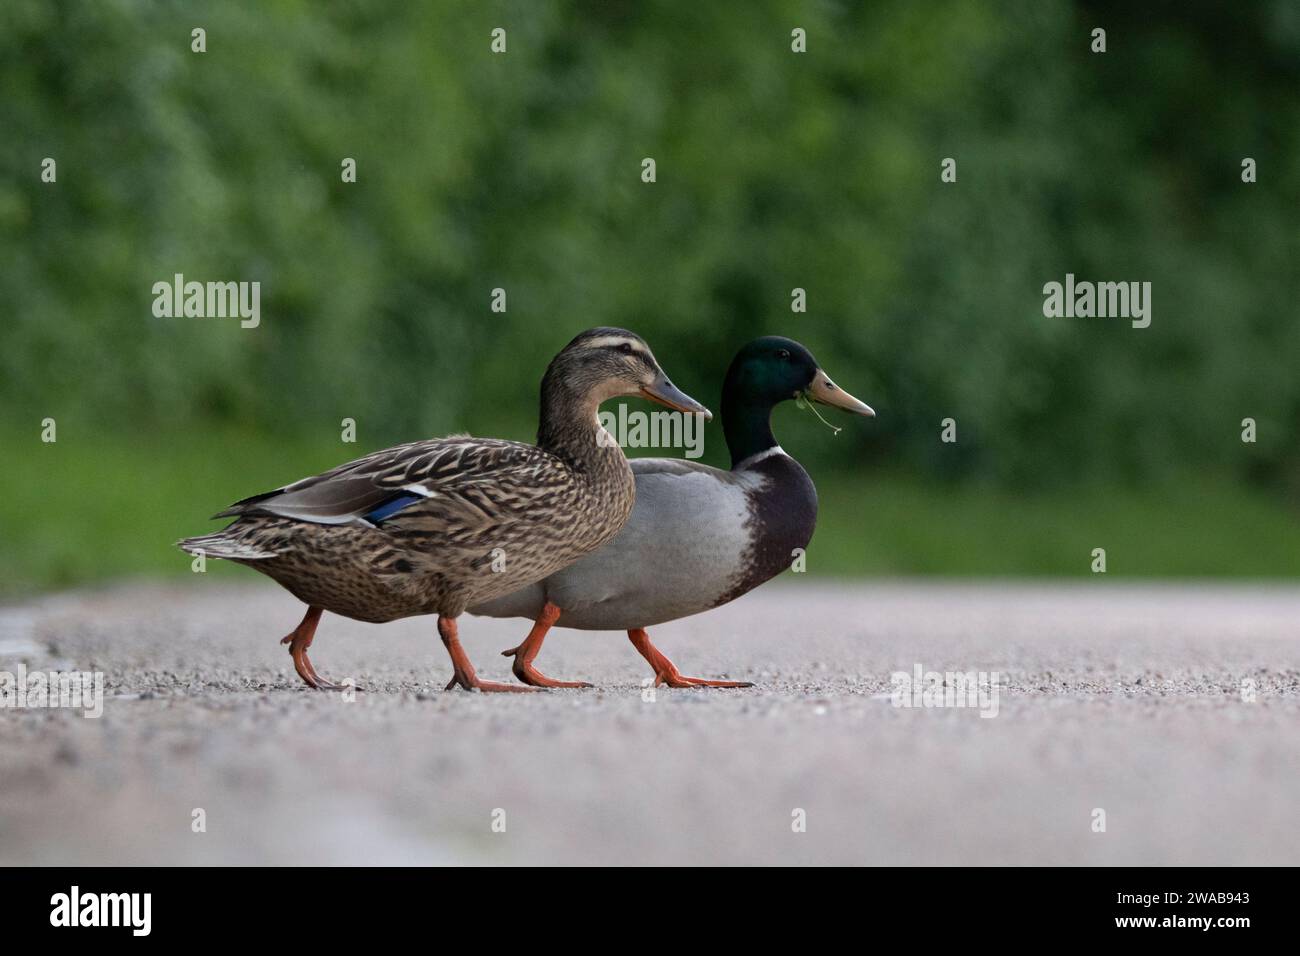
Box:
[469,336,874,687]
[178,327,709,692]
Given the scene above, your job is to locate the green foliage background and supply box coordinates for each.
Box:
[3,0,1299,593]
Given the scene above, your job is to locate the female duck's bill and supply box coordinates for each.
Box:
[640,370,711,419]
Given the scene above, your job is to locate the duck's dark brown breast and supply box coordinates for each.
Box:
[713,453,818,608]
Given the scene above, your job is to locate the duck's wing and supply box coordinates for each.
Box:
[628,456,736,482]
[214,437,558,530]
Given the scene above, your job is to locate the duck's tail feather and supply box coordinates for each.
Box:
[176,529,277,561]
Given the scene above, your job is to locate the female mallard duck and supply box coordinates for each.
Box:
[178,327,709,693]
[470,336,873,687]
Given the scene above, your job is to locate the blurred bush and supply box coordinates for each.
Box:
[3,0,1298,494]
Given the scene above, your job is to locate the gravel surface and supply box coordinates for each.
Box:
[2,579,1298,865]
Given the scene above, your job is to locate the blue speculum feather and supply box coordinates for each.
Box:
[364,493,424,523]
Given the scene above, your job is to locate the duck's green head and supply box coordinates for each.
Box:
[721,336,874,465]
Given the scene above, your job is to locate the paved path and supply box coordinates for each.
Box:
[1,580,1297,865]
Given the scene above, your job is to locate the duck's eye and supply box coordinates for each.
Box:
[617,343,635,354]
[777,349,791,361]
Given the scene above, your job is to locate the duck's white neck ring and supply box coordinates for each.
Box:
[734,445,788,470]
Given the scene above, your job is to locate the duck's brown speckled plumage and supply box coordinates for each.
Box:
[196,435,635,621]
[178,328,694,629]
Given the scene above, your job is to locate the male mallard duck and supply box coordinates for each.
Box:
[470,336,874,687]
[179,327,709,693]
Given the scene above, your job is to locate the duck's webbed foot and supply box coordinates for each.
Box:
[439,615,541,693]
[281,606,361,691]
[499,602,593,688]
[627,628,754,689]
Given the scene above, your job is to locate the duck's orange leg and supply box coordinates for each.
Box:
[500,602,592,688]
[440,615,540,693]
[627,628,753,688]
[281,605,357,691]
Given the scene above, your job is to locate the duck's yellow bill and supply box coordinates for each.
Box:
[807,368,875,417]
